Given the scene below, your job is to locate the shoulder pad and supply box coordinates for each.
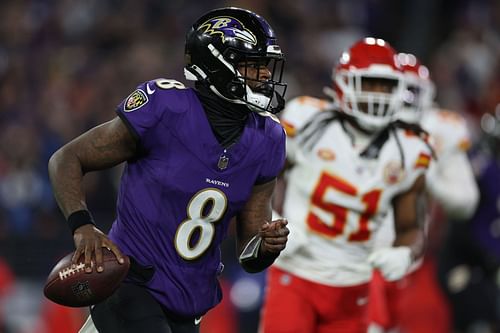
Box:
[281,96,331,137]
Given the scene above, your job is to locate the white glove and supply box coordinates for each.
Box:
[368,247,412,281]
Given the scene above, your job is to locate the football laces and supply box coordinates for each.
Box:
[58,262,87,280]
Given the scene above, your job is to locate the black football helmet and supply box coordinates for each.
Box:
[184,7,287,114]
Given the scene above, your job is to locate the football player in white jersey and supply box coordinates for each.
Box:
[367,53,479,333]
[398,53,478,219]
[259,38,434,333]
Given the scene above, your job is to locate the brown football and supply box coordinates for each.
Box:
[43,248,130,307]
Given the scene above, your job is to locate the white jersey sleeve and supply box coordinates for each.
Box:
[421,109,479,218]
[392,128,434,193]
[421,109,471,158]
[280,96,331,164]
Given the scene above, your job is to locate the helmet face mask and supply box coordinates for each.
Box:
[335,70,402,128]
[397,53,436,124]
[233,55,286,111]
[184,8,287,114]
[330,38,405,132]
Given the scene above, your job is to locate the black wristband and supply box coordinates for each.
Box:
[240,251,279,273]
[67,210,96,235]
[239,238,280,274]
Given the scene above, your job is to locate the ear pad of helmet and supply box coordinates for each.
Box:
[227,80,245,99]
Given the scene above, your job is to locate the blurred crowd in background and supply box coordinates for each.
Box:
[0,0,498,332]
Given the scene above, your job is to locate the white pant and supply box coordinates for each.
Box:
[79,315,98,333]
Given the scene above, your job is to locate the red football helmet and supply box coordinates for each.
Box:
[397,52,435,123]
[327,37,405,131]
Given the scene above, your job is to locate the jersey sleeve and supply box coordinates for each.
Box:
[255,120,286,184]
[426,151,479,218]
[116,80,168,150]
[280,96,330,164]
[396,130,434,192]
[422,110,472,158]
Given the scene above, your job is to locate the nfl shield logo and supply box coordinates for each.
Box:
[218,155,229,170]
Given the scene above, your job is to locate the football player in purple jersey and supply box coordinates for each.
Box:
[48,7,289,333]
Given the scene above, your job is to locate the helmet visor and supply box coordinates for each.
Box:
[235,55,287,113]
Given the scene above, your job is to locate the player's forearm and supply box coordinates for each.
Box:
[240,248,278,273]
[237,225,276,273]
[48,147,88,218]
[393,227,425,261]
[238,218,289,273]
[236,212,270,256]
[49,118,137,219]
[236,181,289,273]
[392,174,426,260]
[236,181,275,253]
[429,178,478,218]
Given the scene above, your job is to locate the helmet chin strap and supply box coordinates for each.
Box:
[244,85,271,113]
[353,117,386,134]
[184,63,248,107]
[209,85,246,105]
[323,86,337,100]
[207,84,272,114]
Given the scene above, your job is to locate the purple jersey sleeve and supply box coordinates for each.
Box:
[115,79,189,151]
[116,81,158,143]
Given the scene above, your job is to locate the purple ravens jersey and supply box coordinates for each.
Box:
[469,145,500,260]
[108,78,285,317]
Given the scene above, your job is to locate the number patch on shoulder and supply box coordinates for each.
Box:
[155,79,186,90]
[123,79,186,112]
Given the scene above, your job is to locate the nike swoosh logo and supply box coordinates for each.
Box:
[194,316,202,325]
[146,83,156,95]
[356,296,368,306]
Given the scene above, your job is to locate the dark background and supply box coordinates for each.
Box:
[0,0,498,332]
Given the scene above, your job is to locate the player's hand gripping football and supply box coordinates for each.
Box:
[73,224,126,273]
[259,218,289,255]
[368,246,412,281]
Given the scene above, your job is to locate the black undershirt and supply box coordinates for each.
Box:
[195,84,249,148]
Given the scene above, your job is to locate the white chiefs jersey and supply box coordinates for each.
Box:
[422,108,477,215]
[274,96,432,286]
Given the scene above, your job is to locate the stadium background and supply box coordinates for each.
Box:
[0,0,498,332]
